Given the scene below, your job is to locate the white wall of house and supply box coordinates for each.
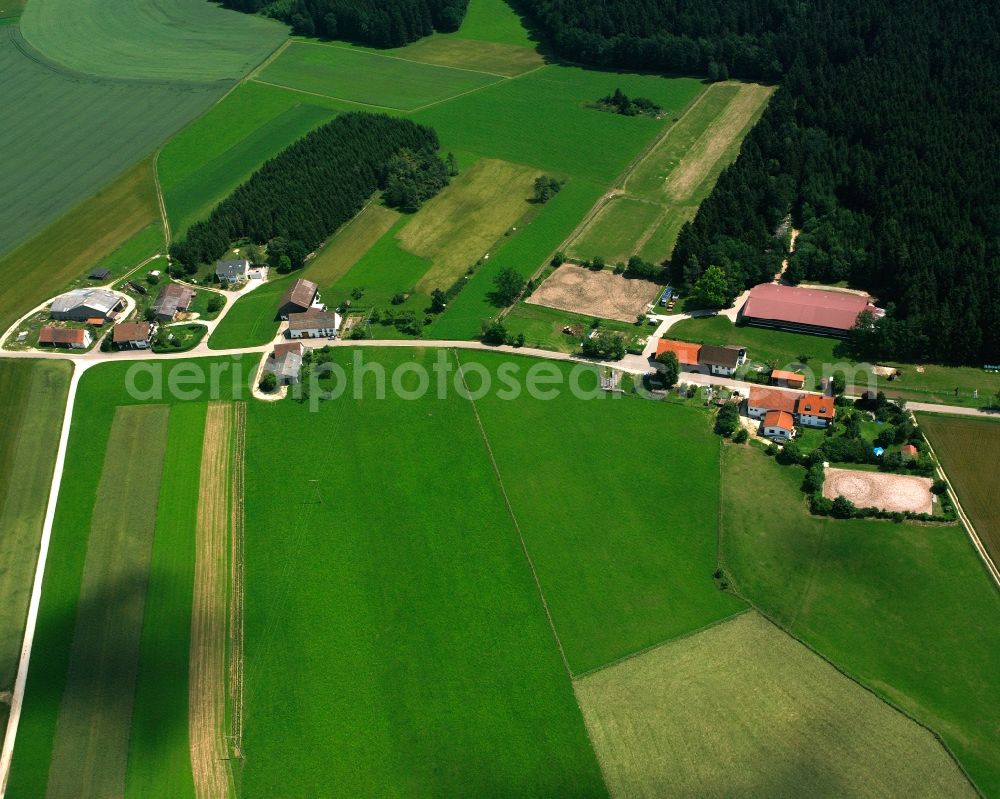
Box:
[762,424,794,440]
[798,414,830,427]
[289,326,338,339]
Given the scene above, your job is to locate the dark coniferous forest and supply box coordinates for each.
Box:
[516,0,999,364]
[169,113,443,271]
[219,0,470,46]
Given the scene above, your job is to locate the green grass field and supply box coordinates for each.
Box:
[720,443,1000,796]
[501,302,654,353]
[445,0,539,47]
[304,204,401,288]
[44,404,169,799]
[240,349,607,796]
[207,279,293,350]
[258,41,502,110]
[576,611,975,798]
[566,82,773,265]
[0,361,71,732]
[378,35,543,76]
[0,28,220,258]
[918,414,1000,564]
[402,158,538,292]
[20,0,286,82]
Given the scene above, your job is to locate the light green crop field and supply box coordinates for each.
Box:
[720,444,1000,796]
[20,0,286,82]
[240,349,607,797]
[566,82,773,265]
[380,35,544,76]
[0,28,219,258]
[207,278,295,350]
[258,41,503,110]
[470,353,744,673]
[0,360,71,730]
[165,103,336,235]
[44,404,169,799]
[576,611,975,798]
[918,414,1000,564]
[401,158,538,292]
[304,204,401,288]
[125,403,205,799]
[0,158,160,338]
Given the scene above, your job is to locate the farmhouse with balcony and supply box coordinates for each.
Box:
[278,278,320,320]
[287,309,342,339]
[738,283,883,338]
[38,326,91,349]
[50,288,123,322]
[152,284,196,322]
[216,259,250,285]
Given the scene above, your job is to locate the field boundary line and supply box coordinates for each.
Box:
[0,360,85,797]
[573,607,751,681]
[152,150,172,248]
[451,350,573,678]
[290,38,510,80]
[917,417,1000,590]
[248,78,401,112]
[407,70,518,113]
[228,403,247,761]
[247,38,291,81]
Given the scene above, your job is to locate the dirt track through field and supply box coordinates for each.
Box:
[665,84,772,201]
[189,402,235,799]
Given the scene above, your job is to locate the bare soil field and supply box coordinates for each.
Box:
[527,264,660,322]
[823,467,934,514]
[189,402,235,799]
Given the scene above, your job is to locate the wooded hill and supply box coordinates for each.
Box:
[169,113,444,271]
[517,0,1000,364]
[220,0,470,46]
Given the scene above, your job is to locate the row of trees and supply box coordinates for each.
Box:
[517,0,1000,364]
[169,113,445,272]
[220,0,469,47]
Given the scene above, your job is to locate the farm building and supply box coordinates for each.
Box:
[216,259,250,284]
[796,393,836,427]
[655,339,746,375]
[771,369,806,389]
[264,342,305,385]
[152,284,195,322]
[50,288,123,322]
[112,322,153,350]
[698,344,747,376]
[739,283,882,337]
[88,267,110,281]
[288,309,342,339]
[900,443,919,460]
[747,386,800,420]
[38,326,91,349]
[278,278,320,320]
[762,410,796,441]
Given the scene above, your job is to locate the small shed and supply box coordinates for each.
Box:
[89,268,111,280]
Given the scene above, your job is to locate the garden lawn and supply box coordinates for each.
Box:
[466,352,746,673]
[208,280,294,349]
[720,443,1000,797]
[502,303,652,354]
[257,41,502,111]
[918,414,1000,565]
[240,348,607,797]
[576,612,975,798]
[0,361,71,734]
[20,0,286,82]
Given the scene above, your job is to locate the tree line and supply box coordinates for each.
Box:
[219,0,469,47]
[516,0,1000,365]
[169,113,445,272]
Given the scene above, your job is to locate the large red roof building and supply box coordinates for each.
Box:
[739,283,881,337]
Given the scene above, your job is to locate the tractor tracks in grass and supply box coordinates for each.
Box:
[452,349,573,680]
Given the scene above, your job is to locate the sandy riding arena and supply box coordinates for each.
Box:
[527,265,661,322]
[823,467,934,514]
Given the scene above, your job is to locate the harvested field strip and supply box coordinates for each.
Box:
[125,403,207,799]
[663,83,774,201]
[402,158,538,293]
[304,203,400,288]
[189,402,235,799]
[575,612,976,798]
[379,36,543,77]
[0,362,71,701]
[0,157,159,337]
[229,404,247,758]
[918,414,1000,565]
[45,404,170,799]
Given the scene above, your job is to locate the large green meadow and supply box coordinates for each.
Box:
[720,443,1000,796]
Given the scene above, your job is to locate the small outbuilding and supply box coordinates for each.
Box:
[900,443,919,460]
[771,369,806,389]
[89,268,111,281]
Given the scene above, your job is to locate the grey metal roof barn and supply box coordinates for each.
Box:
[152,284,195,321]
[50,288,123,321]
